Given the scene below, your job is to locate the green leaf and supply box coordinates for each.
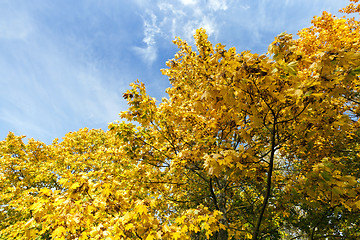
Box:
[321,171,332,181]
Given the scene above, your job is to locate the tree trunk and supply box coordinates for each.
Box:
[252,119,277,240]
[210,177,229,240]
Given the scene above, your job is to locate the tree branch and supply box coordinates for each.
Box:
[252,117,277,240]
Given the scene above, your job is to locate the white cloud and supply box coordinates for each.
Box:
[158,2,185,16]
[199,17,217,36]
[209,0,228,11]
[241,5,250,10]
[143,12,161,46]
[134,11,161,64]
[182,16,217,42]
[155,0,229,44]
[133,45,158,64]
[133,0,231,52]
[179,0,198,5]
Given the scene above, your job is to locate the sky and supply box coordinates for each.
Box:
[0,0,350,144]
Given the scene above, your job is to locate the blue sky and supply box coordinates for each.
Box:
[0,0,349,143]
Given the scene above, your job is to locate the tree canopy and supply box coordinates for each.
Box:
[1,1,360,239]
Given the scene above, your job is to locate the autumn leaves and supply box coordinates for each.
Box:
[1,1,360,239]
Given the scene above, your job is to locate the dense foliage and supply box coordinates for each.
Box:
[1,1,360,239]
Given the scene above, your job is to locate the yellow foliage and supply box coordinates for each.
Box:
[1,1,360,239]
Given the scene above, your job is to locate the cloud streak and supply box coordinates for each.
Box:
[134,11,161,64]
[133,0,231,64]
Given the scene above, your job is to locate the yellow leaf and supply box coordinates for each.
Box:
[145,234,155,240]
[236,162,244,170]
[70,182,81,190]
[125,223,134,231]
[355,200,360,209]
[58,178,68,185]
[40,188,52,196]
[163,224,170,233]
[25,229,36,239]
[52,226,66,237]
[156,231,163,238]
[172,231,182,240]
[136,204,148,215]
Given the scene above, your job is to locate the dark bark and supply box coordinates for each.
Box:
[252,119,277,240]
[209,177,229,240]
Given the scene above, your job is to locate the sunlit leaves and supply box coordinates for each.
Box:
[1,1,360,239]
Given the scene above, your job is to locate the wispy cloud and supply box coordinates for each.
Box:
[208,0,228,11]
[134,12,161,64]
[179,0,199,5]
[133,0,231,64]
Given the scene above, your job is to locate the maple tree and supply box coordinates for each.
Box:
[1,1,360,239]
